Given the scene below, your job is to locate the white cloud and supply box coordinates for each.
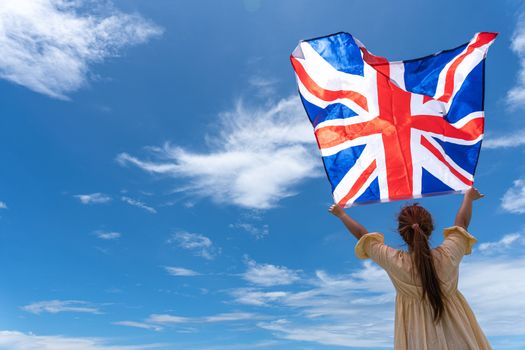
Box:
[257,319,392,348]
[478,233,523,252]
[117,312,263,331]
[164,266,200,276]
[248,76,278,97]
[121,196,157,214]
[113,321,163,332]
[202,312,260,323]
[239,261,395,348]
[75,193,112,204]
[21,300,101,314]
[117,96,320,210]
[249,76,278,88]
[274,262,394,320]
[230,289,288,306]
[243,259,300,287]
[460,256,525,336]
[229,222,269,239]
[0,0,162,99]
[501,179,525,214]
[146,314,189,324]
[167,231,218,260]
[94,231,121,240]
[0,330,161,350]
[508,13,525,107]
[0,201,7,209]
[483,130,525,149]
[118,243,525,347]
[232,251,525,348]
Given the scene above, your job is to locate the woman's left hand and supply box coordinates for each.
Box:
[328,203,345,218]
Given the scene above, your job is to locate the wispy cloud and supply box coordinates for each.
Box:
[117,96,320,210]
[460,256,525,336]
[94,230,121,240]
[508,12,525,108]
[164,266,200,276]
[230,246,525,348]
[483,130,525,149]
[0,330,162,350]
[167,231,218,260]
[113,321,163,332]
[257,319,391,348]
[117,239,525,346]
[501,179,525,214]
[243,259,301,287]
[230,222,269,239]
[0,0,162,99]
[146,314,190,324]
[478,233,523,252]
[21,300,101,315]
[235,261,395,348]
[121,196,157,214]
[248,76,279,97]
[230,289,289,306]
[148,312,263,325]
[248,76,278,88]
[202,312,259,323]
[75,193,112,204]
[117,312,265,332]
[0,201,7,209]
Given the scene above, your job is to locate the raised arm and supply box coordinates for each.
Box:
[454,187,484,229]
[329,204,368,239]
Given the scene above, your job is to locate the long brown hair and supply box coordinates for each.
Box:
[398,203,445,323]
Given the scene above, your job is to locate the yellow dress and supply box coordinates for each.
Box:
[355,226,491,350]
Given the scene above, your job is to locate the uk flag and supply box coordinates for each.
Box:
[291,32,497,207]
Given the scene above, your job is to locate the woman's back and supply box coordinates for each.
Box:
[355,226,492,350]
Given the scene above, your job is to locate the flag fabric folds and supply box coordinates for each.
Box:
[290,32,497,207]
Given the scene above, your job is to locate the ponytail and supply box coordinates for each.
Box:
[398,205,445,323]
[412,223,444,322]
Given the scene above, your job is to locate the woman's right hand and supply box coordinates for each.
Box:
[465,187,484,201]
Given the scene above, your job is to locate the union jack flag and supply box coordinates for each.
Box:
[291,32,497,207]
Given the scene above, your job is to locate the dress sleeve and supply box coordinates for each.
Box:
[355,233,385,259]
[440,226,477,266]
[355,233,401,271]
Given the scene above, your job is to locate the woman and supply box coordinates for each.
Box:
[329,187,491,350]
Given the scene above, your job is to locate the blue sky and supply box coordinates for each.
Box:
[1,0,525,349]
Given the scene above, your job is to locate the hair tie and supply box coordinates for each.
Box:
[412,223,419,230]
